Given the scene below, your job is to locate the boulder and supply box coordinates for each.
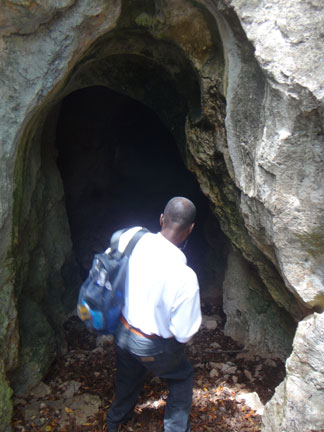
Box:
[262,312,324,431]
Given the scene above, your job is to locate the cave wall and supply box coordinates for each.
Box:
[8,105,81,397]
[219,0,324,309]
[223,247,296,361]
[0,1,323,431]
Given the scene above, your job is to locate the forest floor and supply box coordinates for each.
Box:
[12,303,285,431]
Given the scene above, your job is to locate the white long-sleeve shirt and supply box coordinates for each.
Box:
[117,227,201,343]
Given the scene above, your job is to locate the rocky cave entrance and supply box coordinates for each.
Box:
[5,2,313,428]
[11,84,287,431]
[12,77,289,429]
[9,36,297,432]
[55,85,228,301]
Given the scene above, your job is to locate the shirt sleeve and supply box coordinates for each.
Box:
[169,270,202,343]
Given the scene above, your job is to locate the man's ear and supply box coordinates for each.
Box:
[188,222,195,235]
[160,213,164,227]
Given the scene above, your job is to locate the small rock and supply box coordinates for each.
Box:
[237,391,264,415]
[209,362,223,369]
[62,381,81,399]
[210,368,219,378]
[23,402,41,422]
[264,358,277,367]
[201,314,219,330]
[204,319,218,330]
[222,363,237,374]
[60,394,102,426]
[244,369,254,381]
[29,382,52,399]
[44,399,65,411]
[210,342,221,349]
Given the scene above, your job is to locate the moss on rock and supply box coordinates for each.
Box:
[10,297,56,396]
[0,360,13,432]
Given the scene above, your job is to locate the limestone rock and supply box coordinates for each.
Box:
[21,392,101,428]
[0,1,323,431]
[237,391,264,416]
[0,360,13,432]
[223,247,296,361]
[201,314,219,331]
[62,381,81,399]
[210,368,219,378]
[0,1,75,36]
[60,394,101,427]
[29,382,52,399]
[10,297,56,397]
[262,312,324,432]
[220,0,324,308]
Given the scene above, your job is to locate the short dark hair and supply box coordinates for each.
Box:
[163,197,196,229]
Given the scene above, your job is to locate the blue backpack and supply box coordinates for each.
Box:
[77,228,149,334]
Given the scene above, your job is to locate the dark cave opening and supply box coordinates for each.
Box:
[55,86,228,300]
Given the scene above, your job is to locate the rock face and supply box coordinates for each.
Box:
[0,1,323,431]
[262,312,324,432]
[223,0,324,310]
[223,248,296,361]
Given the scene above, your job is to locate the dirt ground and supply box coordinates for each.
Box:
[12,303,285,431]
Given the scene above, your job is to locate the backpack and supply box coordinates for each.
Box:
[77,227,149,335]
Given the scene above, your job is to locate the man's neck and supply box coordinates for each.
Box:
[160,228,184,246]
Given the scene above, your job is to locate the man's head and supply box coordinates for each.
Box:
[160,197,196,246]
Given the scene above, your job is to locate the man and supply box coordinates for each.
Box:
[106,197,202,432]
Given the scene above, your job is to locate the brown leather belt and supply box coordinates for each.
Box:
[121,315,158,339]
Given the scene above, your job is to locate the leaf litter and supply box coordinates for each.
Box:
[12,303,285,431]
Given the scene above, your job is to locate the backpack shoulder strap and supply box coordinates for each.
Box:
[109,228,128,251]
[123,228,150,257]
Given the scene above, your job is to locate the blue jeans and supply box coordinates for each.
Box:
[106,321,194,431]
